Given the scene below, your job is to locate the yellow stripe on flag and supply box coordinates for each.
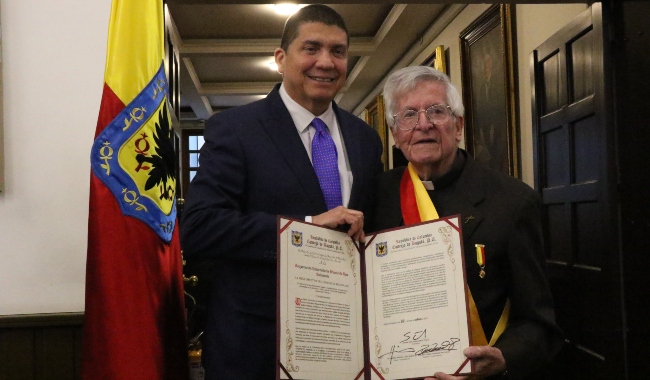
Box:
[104,0,164,104]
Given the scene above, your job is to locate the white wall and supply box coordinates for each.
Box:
[0,0,110,315]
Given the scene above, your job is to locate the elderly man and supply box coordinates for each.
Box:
[372,65,562,379]
[181,4,383,379]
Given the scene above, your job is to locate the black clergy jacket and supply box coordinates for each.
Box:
[371,149,563,380]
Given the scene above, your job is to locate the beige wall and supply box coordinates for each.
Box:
[397,3,588,187]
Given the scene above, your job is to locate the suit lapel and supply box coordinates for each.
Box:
[446,156,486,240]
[259,86,326,210]
[386,167,408,229]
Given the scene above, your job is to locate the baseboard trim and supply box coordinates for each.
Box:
[0,312,84,328]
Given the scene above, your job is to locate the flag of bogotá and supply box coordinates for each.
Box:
[82,1,188,379]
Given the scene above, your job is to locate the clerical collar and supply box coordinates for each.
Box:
[426,149,466,191]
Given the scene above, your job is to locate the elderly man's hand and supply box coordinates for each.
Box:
[424,346,506,380]
[312,206,365,242]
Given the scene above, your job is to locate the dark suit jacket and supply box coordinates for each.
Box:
[181,84,383,379]
[372,150,562,380]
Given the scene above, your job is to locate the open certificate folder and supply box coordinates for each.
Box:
[277,216,472,380]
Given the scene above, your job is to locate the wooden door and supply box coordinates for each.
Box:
[531,3,625,378]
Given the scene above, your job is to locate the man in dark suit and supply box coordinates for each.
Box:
[181,5,383,379]
[372,66,561,380]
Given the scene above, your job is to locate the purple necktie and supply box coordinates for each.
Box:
[311,118,342,210]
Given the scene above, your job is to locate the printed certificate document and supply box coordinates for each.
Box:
[365,218,470,379]
[277,216,470,380]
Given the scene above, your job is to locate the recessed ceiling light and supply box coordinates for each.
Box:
[269,61,279,72]
[272,3,304,16]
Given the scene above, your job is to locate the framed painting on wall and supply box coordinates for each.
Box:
[364,95,388,171]
[460,5,520,177]
[422,44,449,76]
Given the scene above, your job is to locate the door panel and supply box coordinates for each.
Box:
[570,30,595,102]
[531,3,621,378]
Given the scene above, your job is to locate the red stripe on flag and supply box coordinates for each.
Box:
[83,173,187,379]
[94,83,126,138]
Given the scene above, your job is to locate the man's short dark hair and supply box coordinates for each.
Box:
[280,4,349,51]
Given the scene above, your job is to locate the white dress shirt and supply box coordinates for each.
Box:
[279,84,353,213]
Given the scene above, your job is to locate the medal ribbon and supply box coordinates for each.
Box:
[476,244,485,266]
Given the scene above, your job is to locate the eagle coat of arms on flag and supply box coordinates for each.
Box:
[90,66,176,242]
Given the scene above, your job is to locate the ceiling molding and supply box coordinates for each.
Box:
[348,38,376,55]
[372,4,408,46]
[166,8,183,50]
[181,39,279,55]
[183,57,203,92]
[201,82,277,95]
[352,4,467,115]
[180,37,376,56]
[339,54,370,94]
[340,4,407,94]
[181,57,213,120]
[199,96,213,116]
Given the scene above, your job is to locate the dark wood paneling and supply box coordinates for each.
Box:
[570,28,595,102]
[613,1,650,377]
[0,329,35,380]
[541,53,562,114]
[0,314,83,380]
[532,3,618,379]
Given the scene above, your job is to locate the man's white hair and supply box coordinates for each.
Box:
[383,65,464,130]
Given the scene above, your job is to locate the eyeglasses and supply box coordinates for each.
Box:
[393,104,453,131]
